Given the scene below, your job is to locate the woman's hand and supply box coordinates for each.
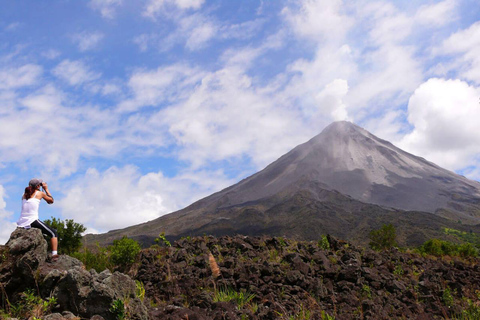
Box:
[41,182,54,204]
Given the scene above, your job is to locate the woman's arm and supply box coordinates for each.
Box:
[41,182,54,204]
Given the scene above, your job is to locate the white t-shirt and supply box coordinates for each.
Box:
[17,191,40,227]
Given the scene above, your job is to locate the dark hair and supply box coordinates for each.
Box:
[24,186,37,199]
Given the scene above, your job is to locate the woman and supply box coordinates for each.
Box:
[17,178,59,260]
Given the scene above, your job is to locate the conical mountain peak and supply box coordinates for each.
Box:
[88,121,480,247]
[216,121,480,220]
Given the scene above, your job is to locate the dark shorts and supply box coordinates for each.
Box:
[30,220,58,238]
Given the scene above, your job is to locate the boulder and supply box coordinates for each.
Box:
[0,228,48,301]
[0,228,148,320]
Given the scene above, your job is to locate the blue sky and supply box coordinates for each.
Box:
[1,0,480,244]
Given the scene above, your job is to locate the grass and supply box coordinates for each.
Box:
[212,286,255,308]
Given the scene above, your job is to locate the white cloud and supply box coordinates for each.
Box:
[400,78,480,171]
[220,30,286,69]
[5,22,21,31]
[185,21,216,50]
[42,49,61,60]
[360,2,412,45]
[282,0,353,43]
[363,109,407,145]
[0,185,15,245]
[52,60,101,86]
[314,79,349,121]
[72,31,105,51]
[414,0,457,27]
[346,44,423,111]
[133,34,153,52]
[155,66,314,169]
[0,84,125,176]
[0,64,43,90]
[435,21,480,84]
[166,13,218,51]
[118,64,205,112]
[57,165,233,233]
[220,19,265,41]
[89,0,123,19]
[144,0,204,17]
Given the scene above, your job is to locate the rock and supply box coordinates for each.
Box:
[61,311,79,319]
[53,267,148,320]
[44,313,67,320]
[0,228,48,301]
[0,228,148,320]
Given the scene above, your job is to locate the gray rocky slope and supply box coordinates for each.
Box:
[87,121,480,246]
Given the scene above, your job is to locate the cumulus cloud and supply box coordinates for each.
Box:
[71,31,105,51]
[89,0,123,19]
[52,60,100,86]
[400,78,480,171]
[0,185,15,245]
[57,165,234,233]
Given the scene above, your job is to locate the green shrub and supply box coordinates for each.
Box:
[368,224,397,251]
[417,239,478,258]
[458,243,478,258]
[318,235,330,250]
[109,237,141,270]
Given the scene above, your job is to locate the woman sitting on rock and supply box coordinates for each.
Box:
[16,178,59,260]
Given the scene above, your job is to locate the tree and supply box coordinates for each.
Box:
[44,217,86,254]
[368,224,397,251]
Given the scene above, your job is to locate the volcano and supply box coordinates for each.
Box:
[87,121,480,247]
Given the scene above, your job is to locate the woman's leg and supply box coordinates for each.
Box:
[30,220,59,254]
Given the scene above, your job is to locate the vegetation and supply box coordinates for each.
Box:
[155,232,171,247]
[110,236,142,270]
[444,228,480,248]
[135,280,146,302]
[73,236,141,272]
[0,289,56,319]
[5,217,480,319]
[368,224,397,251]
[318,235,330,250]
[417,239,478,258]
[212,286,255,308]
[110,299,126,320]
[44,217,86,254]
[72,242,113,272]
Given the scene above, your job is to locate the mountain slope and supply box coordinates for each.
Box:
[86,121,480,246]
